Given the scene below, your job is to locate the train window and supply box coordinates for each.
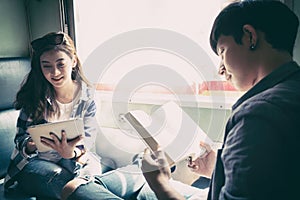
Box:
[73,0,243,140]
[74,0,243,105]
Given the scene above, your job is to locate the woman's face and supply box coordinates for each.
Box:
[40,49,76,90]
[217,35,258,91]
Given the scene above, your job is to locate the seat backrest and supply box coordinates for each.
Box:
[0,57,30,178]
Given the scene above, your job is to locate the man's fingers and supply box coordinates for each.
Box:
[142,148,172,182]
[142,148,172,174]
[199,141,212,153]
[142,148,162,173]
[155,150,170,167]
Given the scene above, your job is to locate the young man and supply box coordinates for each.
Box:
[142,1,300,199]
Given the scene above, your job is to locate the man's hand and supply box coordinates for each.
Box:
[141,148,185,200]
[40,130,83,159]
[188,141,217,178]
[141,148,171,186]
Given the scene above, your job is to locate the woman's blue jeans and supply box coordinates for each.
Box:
[16,156,208,200]
[67,164,208,200]
[17,158,77,199]
[67,164,147,200]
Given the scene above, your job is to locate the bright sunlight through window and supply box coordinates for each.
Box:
[73,0,243,109]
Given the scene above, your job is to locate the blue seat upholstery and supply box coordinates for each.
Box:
[0,57,36,200]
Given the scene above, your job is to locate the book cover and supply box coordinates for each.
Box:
[124,101,213,165]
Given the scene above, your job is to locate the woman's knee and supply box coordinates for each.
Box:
[61,178,90,200]
[61,177,124,200]
[18,160,75,199]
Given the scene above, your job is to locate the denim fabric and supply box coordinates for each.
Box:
[67,163,209,200]
[17,159,77,199]
[67,181,123,200]
[4,83,98,190]
[137,179,209,200]
[68,164,146,200]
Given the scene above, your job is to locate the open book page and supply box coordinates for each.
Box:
[124,101,213,165]
[27,118,84,152]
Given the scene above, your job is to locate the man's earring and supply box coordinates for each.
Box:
[250,44,255,50]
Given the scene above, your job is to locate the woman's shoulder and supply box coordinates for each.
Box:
[80,82,96,101]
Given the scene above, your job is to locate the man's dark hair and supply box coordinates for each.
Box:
[210,0,299,56]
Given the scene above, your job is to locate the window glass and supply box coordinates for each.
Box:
[74,0,243,109]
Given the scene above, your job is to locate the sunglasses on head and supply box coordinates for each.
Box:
[31,33,65,52]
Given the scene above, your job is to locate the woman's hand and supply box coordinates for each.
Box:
[188,141,217,178]
[40,130,83,159]
[25,138,37,154]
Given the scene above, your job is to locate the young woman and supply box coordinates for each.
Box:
[4,32,101,199]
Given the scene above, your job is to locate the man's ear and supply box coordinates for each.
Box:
[243,24,257,50]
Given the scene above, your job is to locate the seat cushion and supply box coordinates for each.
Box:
[0,57,30,178]
[0,109,19,178]
[0,57,31,110]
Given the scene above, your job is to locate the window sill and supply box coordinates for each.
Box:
[94,90,243,110]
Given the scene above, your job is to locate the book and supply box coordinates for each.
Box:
[124,101,213,166]
[27,118,84,152]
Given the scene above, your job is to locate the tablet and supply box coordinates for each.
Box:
[27,118,84,152]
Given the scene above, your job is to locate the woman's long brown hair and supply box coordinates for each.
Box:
[14,32,92,123]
